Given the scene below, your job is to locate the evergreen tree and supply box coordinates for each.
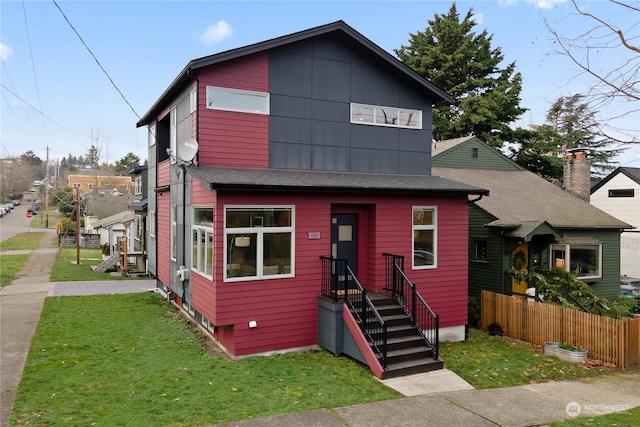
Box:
[112,152,141,175]
[395,3,526,147]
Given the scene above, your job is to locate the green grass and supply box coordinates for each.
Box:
[550,407,640,426]
[50,247,137,281]
[10,293,400,426]
[0,232,45,251]
[28,209,57,228]
[440,329,617,389]
[0,254,29,286]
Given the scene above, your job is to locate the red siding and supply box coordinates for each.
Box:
[197,53,269,168]
[186,189,469,356]
[190,179,218,323]
[156,192,171,286]
[157,161,171,187]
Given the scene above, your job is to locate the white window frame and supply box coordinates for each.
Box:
[206,86,270,115]
[224,205,294,282]
[170,205,177,261]
[134,176,142,195]
[170,106,177,164]
[149,210,156,238]
[412,206,437,269]
[551,243,602,280]
[191,206,214,279]
[351,103,422,129]
[189,87,197,114]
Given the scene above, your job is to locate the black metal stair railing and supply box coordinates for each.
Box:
[320,256,388,368]
[383,253,440,360]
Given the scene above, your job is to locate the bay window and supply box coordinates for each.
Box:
[225,206,294,280]
[191,207,214,278]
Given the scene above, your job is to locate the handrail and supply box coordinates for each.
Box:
[384,253,439,360]
[320,256,388,368]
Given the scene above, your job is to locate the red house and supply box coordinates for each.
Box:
[137,21,487,378]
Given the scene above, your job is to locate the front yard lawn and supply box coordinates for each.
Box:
[11,293,400,426]
[440,329,618,389]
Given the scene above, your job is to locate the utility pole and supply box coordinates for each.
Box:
[44,146,50,228]
[76,187,80,265]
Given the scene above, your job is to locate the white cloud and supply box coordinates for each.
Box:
[0,43,15,61]
[474,12,485,26]
[527,0,568,9]
[195,20,232,44]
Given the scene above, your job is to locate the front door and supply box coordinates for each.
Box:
[511,243,529,296]
[331,214,357,275]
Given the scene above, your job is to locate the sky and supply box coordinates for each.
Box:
[1,0,639,168]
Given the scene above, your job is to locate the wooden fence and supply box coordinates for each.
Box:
[481,291,640,369]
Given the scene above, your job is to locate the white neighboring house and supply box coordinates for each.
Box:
[86,211,135,255]
[591,167,640,278]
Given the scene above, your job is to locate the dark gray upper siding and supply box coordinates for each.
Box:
[269,32,435,175]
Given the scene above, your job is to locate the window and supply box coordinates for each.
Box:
[134,176,142,195]
[608,189,634,197]
[189,87,197,114]
[473,239,487,261]
[206,86,269,115]
[72,183,81,189]
[170,106,177,164]
[171,206,177,261]
[88,183,96,190]
[192,207,213,278]
[412,207,437,268]
[149,210,156,238]
[148,122,156,147]
[224,206,294,281]
[472,148,479,158]
[351,103,422,129]
[551,242,602,279]
[134,215,143,242]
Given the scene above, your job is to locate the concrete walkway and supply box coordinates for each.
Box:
[2,229,639,427]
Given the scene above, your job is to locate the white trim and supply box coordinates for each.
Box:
[223,205,295,282]
[351,102,422,129]
[551,242,603,280]
[191,206,214,280]
[206,86,270,115]
[412,206,437,270]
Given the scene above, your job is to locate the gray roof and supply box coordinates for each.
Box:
[137,21,452,127]
[188,166,488,196]
[92,211,135,229]
[432,167,631,229]
[83,194,136,219]
[591,166,640,193]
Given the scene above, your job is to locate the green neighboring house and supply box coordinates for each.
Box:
[432,136,631,301]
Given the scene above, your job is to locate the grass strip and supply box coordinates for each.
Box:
[0,254,29,286]
[50,248,137,282]
[0,232,45,251]
[441,329,617,389]
[11,293,400,426]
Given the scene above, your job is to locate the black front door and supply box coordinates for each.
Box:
[331,214,357,275]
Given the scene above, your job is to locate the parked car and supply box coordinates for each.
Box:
[27,203,40,214]
[12,199,21,206]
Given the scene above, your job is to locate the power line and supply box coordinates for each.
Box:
[0,83,85,142]
[52,0,141,120]
[22,0,48,139]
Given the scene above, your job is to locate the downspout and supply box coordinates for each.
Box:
[181,163,187,302]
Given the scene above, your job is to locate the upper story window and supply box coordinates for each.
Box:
[206,86,269,115]
[351,103,422,129]
[134,177,142,195]
[225,206,294,281]
[608,189,634,197]
[412,207,437,269]
[88,183,96,190]
[72,183,81,189]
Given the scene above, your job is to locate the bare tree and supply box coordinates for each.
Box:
[543,0,639,144]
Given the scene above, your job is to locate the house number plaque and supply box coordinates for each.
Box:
[308,232,320,239]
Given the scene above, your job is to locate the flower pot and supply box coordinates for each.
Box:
[544,342,587,363]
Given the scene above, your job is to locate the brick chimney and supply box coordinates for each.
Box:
[563,150,591,202]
